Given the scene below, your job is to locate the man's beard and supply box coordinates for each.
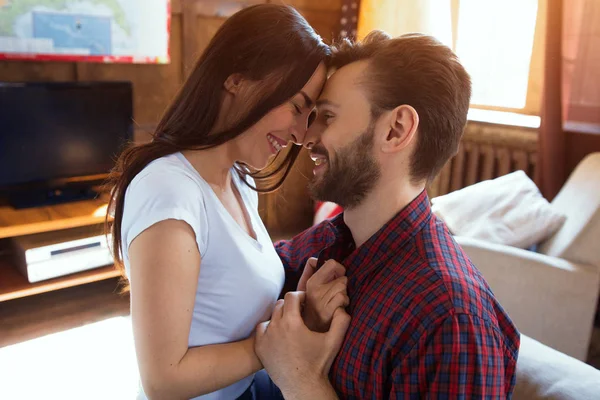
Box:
[308,124,381,209]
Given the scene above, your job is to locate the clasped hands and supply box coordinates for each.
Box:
[254,258,351,398]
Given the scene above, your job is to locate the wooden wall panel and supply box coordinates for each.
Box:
[0,62,75,81]
[282,0,342,12]
[258,150,316,236]
[194,16,227,65]
[301,9,341,43]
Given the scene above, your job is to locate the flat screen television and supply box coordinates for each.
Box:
[0,81,133,208]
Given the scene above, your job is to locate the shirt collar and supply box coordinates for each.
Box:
[325,190,432,269]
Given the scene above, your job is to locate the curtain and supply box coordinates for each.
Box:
[538,0,600,200]
[562,0,600,134]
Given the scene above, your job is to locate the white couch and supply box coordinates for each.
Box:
[514,334,600,400]
[456,152,600,361]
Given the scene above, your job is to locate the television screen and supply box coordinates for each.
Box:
[0,81,133,192]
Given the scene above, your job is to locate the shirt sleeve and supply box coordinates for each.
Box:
[274,222,331,296]
[391,313,517,399]
[122,168,209,259]
[274,238,308,296]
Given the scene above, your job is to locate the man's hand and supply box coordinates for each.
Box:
[255,291,350,400]
[298,258,349,332]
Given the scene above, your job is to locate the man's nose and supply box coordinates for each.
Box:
[303,122,322,150]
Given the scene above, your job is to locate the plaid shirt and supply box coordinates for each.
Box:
[275,191,520,399]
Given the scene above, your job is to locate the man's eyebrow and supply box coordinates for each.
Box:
[316,99,340,108]
[299,91,315,108]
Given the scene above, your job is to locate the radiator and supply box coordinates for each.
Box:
[427,122,539,198]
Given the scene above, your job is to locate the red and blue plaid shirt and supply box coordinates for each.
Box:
[275,190,520,399]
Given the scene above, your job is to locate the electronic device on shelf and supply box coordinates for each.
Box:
[0,81,133,209]
[9,227,114,283]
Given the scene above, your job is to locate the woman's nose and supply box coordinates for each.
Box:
[290,109,319,146]
[289,116,309,145]
[289,129,304,146]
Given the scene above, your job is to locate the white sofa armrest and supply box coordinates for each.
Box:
[514,334,600,400]
[455,236,600,360]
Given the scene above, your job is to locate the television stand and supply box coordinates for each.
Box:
[0,194,118,302]
[8,187,99,209]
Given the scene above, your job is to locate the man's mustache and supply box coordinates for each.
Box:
[310,145,329,159]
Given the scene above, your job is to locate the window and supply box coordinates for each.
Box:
[357,0,546,116]
[456,0,539,111]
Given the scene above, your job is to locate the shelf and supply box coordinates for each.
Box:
[0,259,121,302]
[0,197,110,239]
[0,278,130,348]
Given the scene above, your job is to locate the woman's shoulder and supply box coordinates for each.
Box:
[126,153,207,209]
[130,153,204,194]
[121,153,210,258]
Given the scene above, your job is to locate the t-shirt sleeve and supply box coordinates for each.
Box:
[122,169,209,258]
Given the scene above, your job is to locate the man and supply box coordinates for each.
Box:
[255,31,520,399]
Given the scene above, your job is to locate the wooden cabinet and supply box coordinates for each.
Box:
[0,197,120,302]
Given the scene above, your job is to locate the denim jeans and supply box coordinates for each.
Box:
[236,369,284,400]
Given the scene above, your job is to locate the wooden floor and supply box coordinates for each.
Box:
[0,278,130,348]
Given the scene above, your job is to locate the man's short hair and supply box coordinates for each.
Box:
[330,31,472,183]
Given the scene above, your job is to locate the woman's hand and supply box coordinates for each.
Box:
[297,258,350,332]
[255,292,350,400]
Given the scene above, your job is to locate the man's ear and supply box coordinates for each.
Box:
[381,104,419,154]
[223,73,245,95]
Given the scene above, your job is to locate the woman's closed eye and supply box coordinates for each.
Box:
[292,102,302,115]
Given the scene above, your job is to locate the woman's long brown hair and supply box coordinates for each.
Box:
[106,4,330,280]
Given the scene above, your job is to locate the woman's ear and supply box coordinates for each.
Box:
[224,73,245,95]
[382,104,419,154]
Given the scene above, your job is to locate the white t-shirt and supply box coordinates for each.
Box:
[121,152,285,400]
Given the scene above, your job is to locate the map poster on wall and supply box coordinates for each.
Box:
[0,0,171,63]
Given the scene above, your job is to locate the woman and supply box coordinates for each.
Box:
[106,4,328,399]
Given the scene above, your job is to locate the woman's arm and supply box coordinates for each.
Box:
[129,219,262,400]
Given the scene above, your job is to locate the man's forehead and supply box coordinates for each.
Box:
[320,60,369,102]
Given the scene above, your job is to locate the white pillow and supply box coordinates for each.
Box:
[431,171,566,249]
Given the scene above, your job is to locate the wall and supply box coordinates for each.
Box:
[566,132,600,174]
[0,0,343,236]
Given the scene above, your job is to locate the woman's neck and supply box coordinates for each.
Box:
[181,145,236,191]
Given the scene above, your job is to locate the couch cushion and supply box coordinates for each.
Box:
[431,171,566,249]
[514,334,600,400]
